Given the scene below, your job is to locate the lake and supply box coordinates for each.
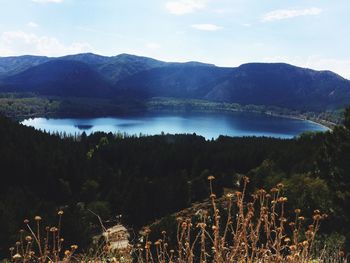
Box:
[21,112,329,139]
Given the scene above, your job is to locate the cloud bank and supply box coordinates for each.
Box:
[191,24,222,31]
[166,0,208,15]
[0,31,92,56]
[262,7,322,22]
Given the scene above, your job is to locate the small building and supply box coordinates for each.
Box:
[103,224,130,251]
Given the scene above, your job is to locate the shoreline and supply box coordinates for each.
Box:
[145,97,338,131]
[0,95,338,131]
[17,109,334,131]
[263,112,334,131]
[15,107,335,131]
[145,107,335,131]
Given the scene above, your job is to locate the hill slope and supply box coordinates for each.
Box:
[1,53,350,111]
[4,60,112,97]
[205,63,350,111]
[115,63,232,98]
[0,55,50,79]
[61,53,166,84]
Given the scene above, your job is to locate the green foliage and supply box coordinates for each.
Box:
[147,97,342,126]
[343,107,350,129]
[0,95,60,120]
[316,233,346,253]
[0,108,350,258]
[283,174,332,213]
[0,93,343,126]
[0,93,145,120]
[315,109,350,248]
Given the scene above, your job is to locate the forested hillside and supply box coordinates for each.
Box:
[0,109,349,258]
[1,53,350,111]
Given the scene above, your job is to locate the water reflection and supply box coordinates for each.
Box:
[21,112,328,139]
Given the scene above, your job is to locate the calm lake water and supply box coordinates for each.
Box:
[21,112,329,139]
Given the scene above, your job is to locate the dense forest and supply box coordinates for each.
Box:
[0,109,349,259]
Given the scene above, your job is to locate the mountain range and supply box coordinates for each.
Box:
[1,53,350,111]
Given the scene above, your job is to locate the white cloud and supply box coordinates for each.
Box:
[32,0,63,3]
[0,31,93,57]
[191,23,222,31]
[27,22,39,28]
[166,0,208,15]
[262,7,322,22]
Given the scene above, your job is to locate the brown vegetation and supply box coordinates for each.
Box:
[8,176,346,263]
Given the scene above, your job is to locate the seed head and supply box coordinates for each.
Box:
[50,227,58,232]
[289,245,297,251]
[279,217,287,223]
[277,183,284,189]
[154,240,161,246]
[270,188,278,193]
[12,253,22,260]
[207,175,215,181]
[226,193,234,198]
[313,214,322,221]
[235,191,242,197]
[70,245,78,250]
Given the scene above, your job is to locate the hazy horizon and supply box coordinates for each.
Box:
[1,51,349,80]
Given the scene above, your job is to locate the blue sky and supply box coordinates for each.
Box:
[0,0,349,78]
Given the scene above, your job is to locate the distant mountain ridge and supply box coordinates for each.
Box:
[0,53,349,111]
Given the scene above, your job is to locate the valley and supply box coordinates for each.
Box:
[0,53,348,261]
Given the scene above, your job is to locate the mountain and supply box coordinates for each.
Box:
[204,63,350,111]
[61,53,166,84]
[4,60,112,97]
[115,63,232,98]
[0,53,166,83]
[1,53,350,111]
[0,55,50,79]
[115,62,350,111]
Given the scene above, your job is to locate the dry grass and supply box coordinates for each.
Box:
[8,212,80,262]
[8,176,347,263]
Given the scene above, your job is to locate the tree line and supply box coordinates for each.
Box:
[0,109,349,258]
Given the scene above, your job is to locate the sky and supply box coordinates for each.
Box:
[0,0,349,78]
